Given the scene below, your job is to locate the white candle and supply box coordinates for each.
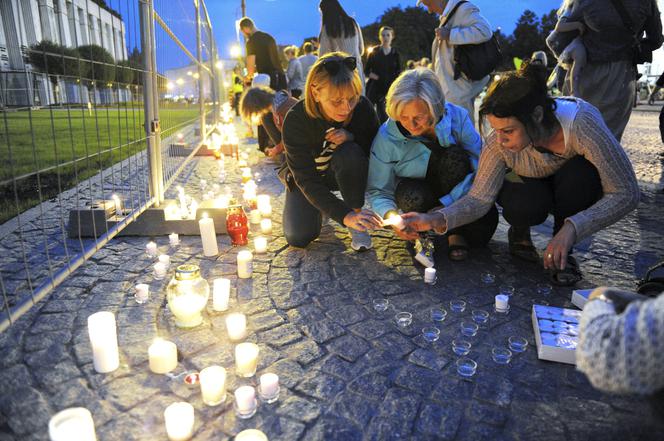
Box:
[200,179,207,191]
[424,268,436,284]
[164,402,194,441]
[111,194,122,215]
[188,200,199,220]
[238,159,248,167]
[234,386,257,413]
[87,312,119,373]
[243,188,257,204]
[169,233,180,247]
[241,168,252,183]
[135,283,149,303]
[212,278,230,312]
[261,204,272,217]
[146,241,158,257]
[49,407,97,441]
[257,195,271,214]
[259,373,279,398]
[235,429,268,441]
[177,186,187,211]
[237,250,253,278]
[254,237,268,254]
[214,195,231,209]
[148,339,178,374]
[260,219,272,235]
[153,262,167,280]
[199,365,227,406]
[198,214,219,257]
[169,292,208,328]
[166,204,179,220]
[235,342,260,377]
[249,209,262,224]
[383,214,405,230]
[226,313,247,341]
[158,254,171,269]
[495,294,509,312]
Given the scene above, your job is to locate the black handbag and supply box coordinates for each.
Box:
[442,1,502,81]
[609,0,657,65]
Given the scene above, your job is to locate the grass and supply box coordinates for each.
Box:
[0,103,203,225]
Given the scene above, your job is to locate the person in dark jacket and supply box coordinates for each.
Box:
[365,26,401,122]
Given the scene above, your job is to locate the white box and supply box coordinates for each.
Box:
[531,305,581,365]
[571,288,594,309]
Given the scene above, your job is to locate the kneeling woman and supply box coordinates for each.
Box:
[282,52,382,250]
[367,68,498,261]
[401,62,639,285]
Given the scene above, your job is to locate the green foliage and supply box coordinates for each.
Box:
[77,44,116,83]
[28,40,84,83]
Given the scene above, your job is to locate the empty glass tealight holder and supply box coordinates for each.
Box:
[431,307,448,323]
[450,299,466,313]
[480,272,496,285]
[456,357,477,377]
[373,298,390,312]
[422,327,440,343]
[492,347,513,364]
[452,339,471,356]
[471,310,489,324]
[395,312,413,327]
[536,283,553,296]
[499,285,515,297]
[508,336,528,353]
[460,321,479,337]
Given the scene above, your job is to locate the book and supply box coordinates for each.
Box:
[531,305,581,365]
[571,288,594,309]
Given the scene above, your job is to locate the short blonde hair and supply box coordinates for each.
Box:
[304,52,363,120]
[386,68,445,122]
[284,45,299,57]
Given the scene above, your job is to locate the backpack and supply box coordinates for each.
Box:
[271,90,298,131]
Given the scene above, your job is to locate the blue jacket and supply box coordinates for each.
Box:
[367,102,481,218]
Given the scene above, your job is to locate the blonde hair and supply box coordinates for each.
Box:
[283,45,299,57]
[304,52,363,120]
[386,68,445,122]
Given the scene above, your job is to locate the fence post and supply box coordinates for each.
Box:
[195,0,205,139]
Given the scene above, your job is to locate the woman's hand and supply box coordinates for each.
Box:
[343,209,383,232]
[543,222,577,270]
[435,26,451,41]
[325,128,354,145]
[401,211,446,234]
[265,143,284,157]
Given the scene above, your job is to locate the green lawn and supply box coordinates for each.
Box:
[0,104,203,224]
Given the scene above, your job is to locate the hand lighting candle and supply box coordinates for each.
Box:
[198,213,219,257]
[87,311,119,373]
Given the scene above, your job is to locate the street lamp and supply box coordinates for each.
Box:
[230,44,242,58]
[215,60,223,70]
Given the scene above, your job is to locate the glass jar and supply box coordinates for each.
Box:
[166,264,209,328]
[226,204,249,246]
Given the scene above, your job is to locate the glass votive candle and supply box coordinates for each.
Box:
[169,233,180,247]
[456,357,478,377]
[225,313,247,341]
[235,429,268,441]
[422,327,440,343]
[471,310,489,324]
[537,283,553,296]
[199,365,227,406]
[431,307,448,323]
[235,342,260,377]
[508,336,529,353]
[164,402,195,441]
[257,373,280,403]
[450,299,466,313]
[260,219,272,234]
[492,347,513,364]
[146,241,158,257]
[424,267,437,285]
[153,262,167,280]
[480,272,495,285]
[254,236,268,254]
[499,285,515,297]
[134,283,149,304]
[373,298,390,312]
[158,254,171,269]
[234,386,257,419]
[452,339,471,356]
[49,407,97,441]
[460,321,479,337]
[395,312,413,327]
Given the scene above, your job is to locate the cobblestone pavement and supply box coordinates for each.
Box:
[0,111,663,440]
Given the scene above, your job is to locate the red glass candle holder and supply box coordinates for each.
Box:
[226,204,249,246]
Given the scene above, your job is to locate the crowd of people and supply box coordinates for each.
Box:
[232,0,664,398]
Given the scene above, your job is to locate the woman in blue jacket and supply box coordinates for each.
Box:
[367,68,498,261]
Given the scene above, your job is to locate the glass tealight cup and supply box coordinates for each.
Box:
[480,272,496,285]
[431,307,448,323]
[499,285,515,297]
[422,327,440,343]
[492,347,513,364]
[450,299,466,313]
[456,357,477,377]
[395,312,413,327]
[508,336,529,353]
[537,283,553,296]
[373,298,390,312]
[460,321,479,337]
[471,310,489,324]
[452,339,471,356]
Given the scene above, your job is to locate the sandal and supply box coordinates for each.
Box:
[448,234,469,261]
[549,255,583,286]
[508,226,540,263]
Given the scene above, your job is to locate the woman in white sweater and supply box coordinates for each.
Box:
[318,0,365,90]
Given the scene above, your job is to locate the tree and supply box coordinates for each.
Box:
[77,45,115,84]
[511,10,542,61]
[29,40,83,83]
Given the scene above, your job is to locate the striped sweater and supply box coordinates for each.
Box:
[436,98,639,242]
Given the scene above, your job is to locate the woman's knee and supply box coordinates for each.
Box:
[330,142,367,171]
[499,180,552,227]
[285,229,319,248]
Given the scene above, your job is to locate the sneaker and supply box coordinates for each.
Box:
[349,228,372,251]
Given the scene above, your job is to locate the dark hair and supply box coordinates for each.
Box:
[303,42,314,54]
[319,0,356,39]
[239,86,275,123]
[479,61,557,134]
[238,17,254,30]
[406,59,416,69]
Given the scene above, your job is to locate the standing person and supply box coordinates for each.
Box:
[565,0,663,141]
[231,65,244,117]
[365,26,402,122]
[418,0,494,125]
[298,42,318,80]
[318,0,366,89]
[282,53,382,250]
[284,46,304,99]
[400,62,640,286]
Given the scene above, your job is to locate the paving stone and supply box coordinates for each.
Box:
[28,313,76,334]
[276,395,322,423]
[265,358,305,389]
[249,310,284,332]
[347,372,390,399]
[348,319,391,340]
[286,340,325,366]
[23,329,72,352]
[300,318,345,344]
[473,376,514,408]
[372,332,417,358]
[101,374,161,411]
[271,290,310,309]
[465,401,509,427]
[394,364,440,394]
[306,414,362,441]
[414,402,463,440]
[0,364,34,396]
[324,305,366,326]
[295,372,345,400]
[0,387,51,436]
[326,334,371,362]
[258,323,303,347]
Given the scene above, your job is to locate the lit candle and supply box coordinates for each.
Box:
[495,294,509,312]
[158,254,171,269]
[261,204,272,217]
[169,233,180,247]
[166,204,179,220]
[48,407,97,441]
[234,386,257,417]
[177,186,187,212]
[200,179,207,191]
[215,194,231,209]
[135,283,149,303]
[238,159,248,167]
[188,200,199,220]
[198,213,219,257]
[237,250,253,278]
[199,365,227,406]
[235,429,268,441]
[241,168,252,183]
[226,313,247,341]
[146,241,158,257]
[382,214,405,230]
[256,195,270,214]
[235,342,260,377]
[258,373,280,402]
[87,311,119,373]
[164,402,194,441]
[111,194,122,215]
[260,219,272,235]
[249,209,262,224]
[212,278,230,312]
[153,262,167,280]
[148,339,178,374]
[254,237,268,254]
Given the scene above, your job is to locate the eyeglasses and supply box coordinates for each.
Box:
[320,56,357,75]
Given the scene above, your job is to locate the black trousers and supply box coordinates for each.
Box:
[283,142,368,248]
[497,156,603,235]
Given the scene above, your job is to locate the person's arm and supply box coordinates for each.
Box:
[555,20,585,34]
[261,113,281,145]
[641,0,664,53]
[577,288,664,394]
[245,40,257,79]
[367,130,399,218]
[356,21,364,60]
[286,59,297,83]
[447,3,493,45]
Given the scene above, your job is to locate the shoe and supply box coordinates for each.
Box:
[508,226,540,263]
[549,255,583,286]
[447,234,469,261]
[349,228,372,252]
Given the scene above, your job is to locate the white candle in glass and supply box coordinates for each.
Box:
[164,402,194,441]
[48,407,97,441]
[215,195,230,209]
[234,385,257,413]
[135,283,149,303]
[153,262,167,280]
[259,373,279,397]
[169,233,180,247]
[148,339,178,374]
[254,237,268,254]
[87,311,119,373]
[212,278,230,312]
[495,294,509,311]
[111,194,122,215]
[198,213,219,257]
[424,268,436,284]
[226,313,247,341]
[188,200,199,220]
[238,159,248,167]
[235,342,260,377]
[146,241,158,257]
[177,186,187,211]
[241,168,252,183]
[260,219,272,235]
[199,365,227,406]
[158,254,171,269]
[249,209,262,224]
[256,195,270,214]
[235,429,268,441]
[237,250,253,278]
